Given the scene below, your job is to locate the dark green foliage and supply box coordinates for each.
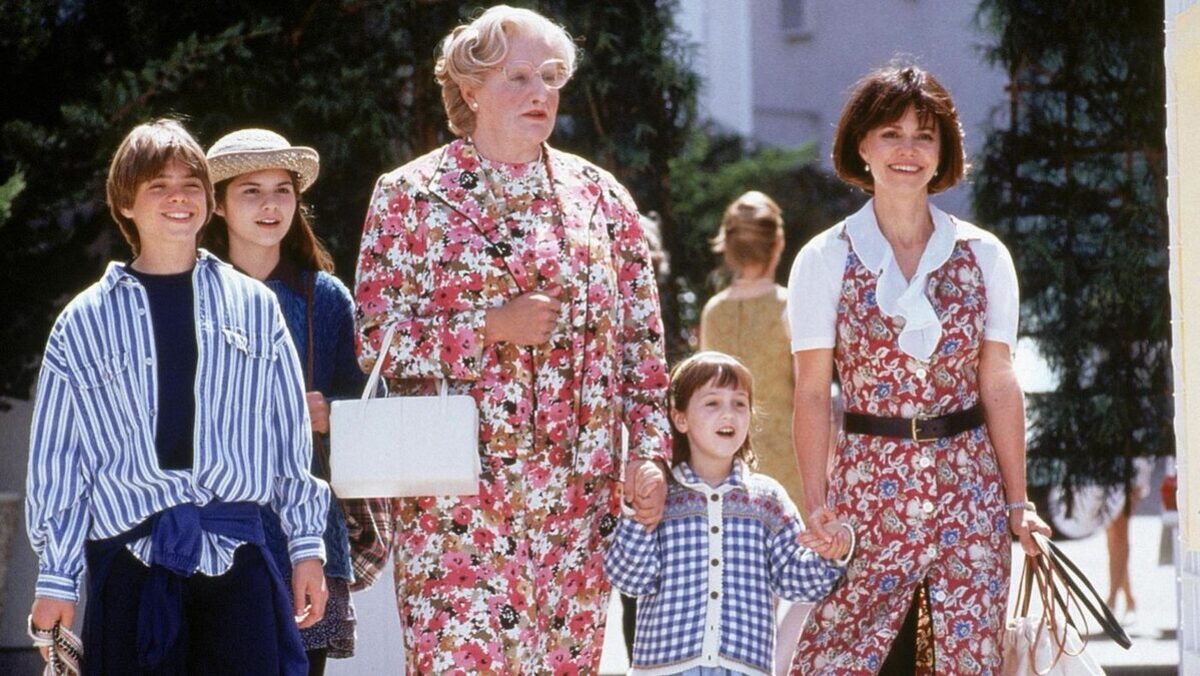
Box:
[666,127,859,336]
[973,0,1170,490]
[0,0,701,406]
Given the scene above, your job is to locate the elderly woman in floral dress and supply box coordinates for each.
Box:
[351,5,671,673]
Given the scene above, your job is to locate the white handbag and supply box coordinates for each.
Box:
[1002,616,1103,676]
[330,325,481,498]
[1001,533,1116,676]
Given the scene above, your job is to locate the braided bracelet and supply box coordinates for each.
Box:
[1005,500,1036,513]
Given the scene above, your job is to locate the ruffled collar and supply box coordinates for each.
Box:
[843,199,982,361]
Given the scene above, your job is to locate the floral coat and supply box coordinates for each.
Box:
[352,139,671,673]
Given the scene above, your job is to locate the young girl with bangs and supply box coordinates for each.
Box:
[604,351,854,676]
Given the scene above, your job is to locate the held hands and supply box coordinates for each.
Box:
[798,522,852,562]
[292,559,328,629]
[625,458,668,532]
[306,391,330,434]
[29,597,76,663]
[484,286,562,346]
[1010,506,1053,557]
[801,504,852,555]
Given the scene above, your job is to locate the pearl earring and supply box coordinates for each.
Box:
[864,165,871,173]
[471,102,479,110]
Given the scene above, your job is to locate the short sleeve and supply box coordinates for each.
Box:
[786,228,846,352]
[971,238,1020,350]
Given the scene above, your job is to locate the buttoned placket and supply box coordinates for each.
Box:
[701,485,727,666]
[120,275,161,437]
[189,263,206,484]
[910,358,940,529]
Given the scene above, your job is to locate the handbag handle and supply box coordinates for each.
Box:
[1037,532,1132,649]
[362,325,451,403]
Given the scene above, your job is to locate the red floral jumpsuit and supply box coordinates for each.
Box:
[791,237,1011,674]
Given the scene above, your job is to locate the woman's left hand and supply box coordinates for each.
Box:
[1010,508,1053,557]
[306,391,329,434]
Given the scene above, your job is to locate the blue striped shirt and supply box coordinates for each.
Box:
[26,251,329,602]
[604,461,846,676]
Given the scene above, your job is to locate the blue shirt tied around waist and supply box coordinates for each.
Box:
[26,250,329,602]
[83,501,306,672]
[257,260,364,583]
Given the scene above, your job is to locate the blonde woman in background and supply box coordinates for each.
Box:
[700,191,802,505]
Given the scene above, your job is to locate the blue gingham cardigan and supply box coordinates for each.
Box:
[604,461,847,676]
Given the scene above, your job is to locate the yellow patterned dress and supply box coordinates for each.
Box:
[700,285,802,505]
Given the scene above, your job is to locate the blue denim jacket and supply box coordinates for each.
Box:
[259,263,364,582]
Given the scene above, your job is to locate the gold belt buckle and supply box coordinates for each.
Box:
[911,415,936,443]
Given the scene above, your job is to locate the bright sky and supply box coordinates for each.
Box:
[1014,337,1057,393]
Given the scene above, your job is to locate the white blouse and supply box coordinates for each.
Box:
[786,200,1019,361]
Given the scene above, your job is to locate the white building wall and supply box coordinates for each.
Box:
[0,400,37,648]
[678,0,1009,220]
[1165,0,1200,669]
[678,0,755,137]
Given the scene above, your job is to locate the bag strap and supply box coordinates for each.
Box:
[361,324,449,401]
[27,616,82,676]
[1039,533,1133,649]
[305,272,315,391]
[362,325,399,400]
[1015,555,1036,619]
[1029,551,1072,674]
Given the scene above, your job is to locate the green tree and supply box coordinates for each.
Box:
[668,129,859,295]
[973,0,1170,490]
[0,0,700,407]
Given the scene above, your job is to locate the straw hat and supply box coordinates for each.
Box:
[206,129,320,192]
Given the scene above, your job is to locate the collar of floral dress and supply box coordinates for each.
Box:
[424,138,605,295]
[842,199,988,361]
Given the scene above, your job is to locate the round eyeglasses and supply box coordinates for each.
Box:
[496,59,571,90]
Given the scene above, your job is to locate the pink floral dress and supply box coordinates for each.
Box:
[791,232,1010,675]
[353,139,671,674]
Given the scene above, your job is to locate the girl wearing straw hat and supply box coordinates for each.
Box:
[204,129,364,675]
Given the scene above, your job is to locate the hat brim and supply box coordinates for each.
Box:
[207,147,320,192]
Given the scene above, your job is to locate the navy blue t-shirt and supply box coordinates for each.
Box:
[127,265,198,471]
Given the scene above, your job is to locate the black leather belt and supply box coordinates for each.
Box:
[843,405,985,442]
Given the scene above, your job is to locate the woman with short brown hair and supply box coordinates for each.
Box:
[785,64,1050,673]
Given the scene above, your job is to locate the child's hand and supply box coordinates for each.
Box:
[799,521,852,563]
[624,459,668,531]
[634,461,665,498]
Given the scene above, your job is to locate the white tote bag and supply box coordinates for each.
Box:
[330,325,481,498]
[1001,535,1108,676]
[1002,616,1104,676]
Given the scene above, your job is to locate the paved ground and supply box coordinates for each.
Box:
[598,514,1179,674]
[1,498,1179,675]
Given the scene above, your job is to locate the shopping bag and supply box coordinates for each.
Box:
[1002,615,1103,676]
[330,325,480,498]
[1001,533,1124,675]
